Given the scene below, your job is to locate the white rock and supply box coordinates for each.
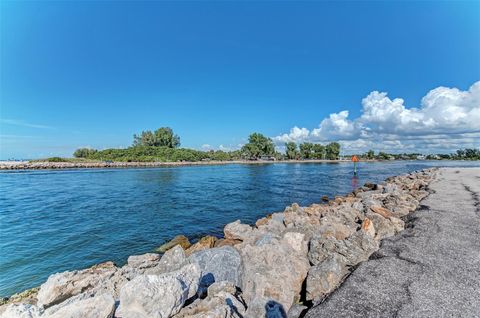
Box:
[117,275,187,318]
[0,304,41,318]
[43,293,115,318]
[117,263,201,318]
[127,253,160,269]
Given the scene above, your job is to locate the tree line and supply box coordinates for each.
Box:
[73,127,341,162]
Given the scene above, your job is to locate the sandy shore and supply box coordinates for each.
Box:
[0,159,361,170]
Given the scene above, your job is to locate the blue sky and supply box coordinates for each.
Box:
[1,1,479,159]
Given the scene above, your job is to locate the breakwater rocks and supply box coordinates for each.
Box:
[0,161,238,170]
[0,169,436,318]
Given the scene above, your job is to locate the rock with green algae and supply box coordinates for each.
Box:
[154,235,191,253]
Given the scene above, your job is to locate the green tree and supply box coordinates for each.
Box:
[73,148,98,158]
[325,142,341,160]
[377,151,390,160]
[312,144,325,159]
[133,127,180,148]
[299,142,314,159]
[285,142,299,160]
[365,149,375,160]
[241,133,275,159]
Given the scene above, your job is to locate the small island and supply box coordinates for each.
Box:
[2,127,479,170]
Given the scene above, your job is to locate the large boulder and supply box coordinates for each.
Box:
[239,232,310,316]
[127,253,160,269]
[187,246,243,290]
[306,254,349,302]
[117,263,201,318]
[365,211,404,240]
[308,230,379,267]
[37,262,118,308]
[224,220,254,241]
[145,245,187,275]
[43,293,115,318]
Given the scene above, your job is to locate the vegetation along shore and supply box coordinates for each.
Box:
[2,127,479,170]
[0,168,436,317]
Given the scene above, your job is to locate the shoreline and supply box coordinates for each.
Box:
[0,159,376,170]
[0,168,436,318]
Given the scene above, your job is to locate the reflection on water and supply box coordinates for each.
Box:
[351,175,359,192]
[0,160,478,296]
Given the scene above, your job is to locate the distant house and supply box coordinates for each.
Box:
[416,155,426,160]
[259,156,276,161]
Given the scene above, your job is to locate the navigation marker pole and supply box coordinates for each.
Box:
[352,155,359,176]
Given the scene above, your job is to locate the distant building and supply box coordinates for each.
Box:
[259,156,276,161]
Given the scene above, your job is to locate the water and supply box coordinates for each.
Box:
[0,161,478,296]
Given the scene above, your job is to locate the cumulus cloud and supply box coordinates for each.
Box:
[273,81,480,153]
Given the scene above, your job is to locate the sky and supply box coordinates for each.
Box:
[0,1,479,159]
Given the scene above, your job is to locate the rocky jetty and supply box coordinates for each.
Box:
[0,169,436,318]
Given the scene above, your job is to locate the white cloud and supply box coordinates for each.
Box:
[0,118,53,129]
[273,81,480,153]
[201,144,212,150]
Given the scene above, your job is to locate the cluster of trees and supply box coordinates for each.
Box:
[452,148,480,160]
[358,148,480,161]
[73,128,344,162]
[133,127,180,148]
[284,142,340,160]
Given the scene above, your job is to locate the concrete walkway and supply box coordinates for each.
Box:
[306,168,480,318]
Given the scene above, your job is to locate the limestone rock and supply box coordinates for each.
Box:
[0,304,41,318]
[43,293,115,318]
[37,262,117,308]
[306,254,349,301]
[145,245,187,275]
[239,232,309,313]
[366,211,404,240]
[287,304,308,318]
[117,263,201,318]
[185,236,217,256]
[361,217,375,237]
[154,235,191,253]
[214,238,242,248]
[127,253,160,269]
[370,205,394,219]
[224,220,254,241]
[117,275,187,318]
[245,297,288,318]
[308,230,379,268]
[175,289,246,318]
[187,246,243,289]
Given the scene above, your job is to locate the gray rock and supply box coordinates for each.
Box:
[117,275,187,318]
[308,230,379,267]
[287,304,307,318]
[37,262,117,308]
[188,246,243,289]
[306,254,349,301]
[175,289,246,318]
[117,263,200,318]
[224,220,254,241]
[144,245,186,275]
[127,253,160,269]
[245,297,287,318]
[365,211,404,240]
[43,293,115,318]
[239,232,309,314]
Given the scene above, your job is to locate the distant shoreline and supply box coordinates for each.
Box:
[0,159,377,170]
